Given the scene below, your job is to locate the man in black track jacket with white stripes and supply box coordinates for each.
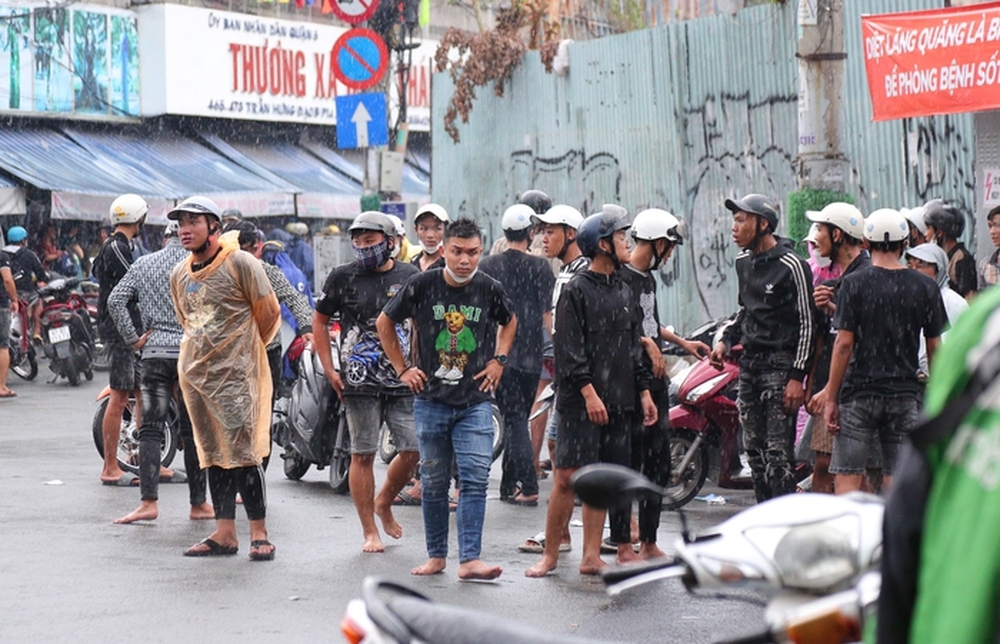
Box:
[710,193,818,502]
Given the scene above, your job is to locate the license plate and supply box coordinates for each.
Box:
[48,326,71,343]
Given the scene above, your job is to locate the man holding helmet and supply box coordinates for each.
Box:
[710,193,817,502]
[480,203,556,507]
[526,205,657,578]
[93,194,148,486]
[169,196,281,560]
[313,212,420,553]
[923,199,976,299]
[815,208,945,494]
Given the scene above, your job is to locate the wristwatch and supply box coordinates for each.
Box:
[492,354,508,366]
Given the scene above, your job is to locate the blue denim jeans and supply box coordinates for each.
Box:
[413,397,494,562]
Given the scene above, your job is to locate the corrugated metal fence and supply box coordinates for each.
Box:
[430,1,976,333]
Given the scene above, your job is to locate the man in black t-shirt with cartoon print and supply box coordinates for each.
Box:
[378,218,517,581]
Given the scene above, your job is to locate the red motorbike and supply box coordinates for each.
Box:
[9,296,38,380]
[665,345,751,509]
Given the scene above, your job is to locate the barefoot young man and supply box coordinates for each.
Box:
[313,212,420,553]
[526,206,657,578]
[378,218,517,580]
[108,220,212,524]
[168,197,281,561]
[93,194,147,485]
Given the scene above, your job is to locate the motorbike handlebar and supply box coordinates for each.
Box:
[601,558,683,585]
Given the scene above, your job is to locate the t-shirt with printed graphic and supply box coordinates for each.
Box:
[316,260,419,397]
[382,268,515,408]
[619,264,667,392]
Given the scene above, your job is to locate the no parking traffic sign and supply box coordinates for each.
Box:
[330,0,380,24]
[332,28,389,91]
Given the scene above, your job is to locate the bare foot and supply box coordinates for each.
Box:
[114,501,158,524]
[362,533,386,553]
[639,542,667,560]
[190,503,215,520]
[100,469,128,484]
[616,545,641,566]
[411,557,447,575]
[458,559,502,580]
[525,555,558,578]
[159,466,174,478]
[374,501,403,539]
[579,557,609,576]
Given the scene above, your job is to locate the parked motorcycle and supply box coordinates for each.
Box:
[37,277,95,386]
[78,280,107,371]
[9,296,37,381]
[278,339,348,492]
[339,464,882,644]
[91,386,180,474]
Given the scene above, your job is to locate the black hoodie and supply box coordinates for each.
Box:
[720,237,817,381]
[554,269,651,413]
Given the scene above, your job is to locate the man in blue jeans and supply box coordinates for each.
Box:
[378,218,517,580]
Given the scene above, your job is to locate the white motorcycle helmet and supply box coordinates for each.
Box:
[807,202,865,241]
[864,208,909,243]
[631,208,689,245]
[386,214,406,238]
[109,194,148,226]
[501,204,535,231]
[531,204,584,230]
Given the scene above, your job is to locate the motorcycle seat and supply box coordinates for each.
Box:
[386,596,608,644]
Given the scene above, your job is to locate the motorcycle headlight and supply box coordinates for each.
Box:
[683,372,729,404]
[744,515,861,592]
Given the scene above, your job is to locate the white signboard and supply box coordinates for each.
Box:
[139,4,355,125]
[985,167,1000,207]
[389,39,435,132]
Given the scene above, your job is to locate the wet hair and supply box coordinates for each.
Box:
[988,205,1000,222]
[869,239,906,254]
[503,227,531,243]
[223,219,263,250]
[444,218,482,242]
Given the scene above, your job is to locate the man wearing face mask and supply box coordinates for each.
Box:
[802,203,870,494]
[378,218,517,580]
[313,212,420,553]
[411,203,449,271]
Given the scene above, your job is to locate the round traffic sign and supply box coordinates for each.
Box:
[332,28,390,91]
[330,0,380,25]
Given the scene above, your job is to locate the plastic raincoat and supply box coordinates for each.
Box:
[170,232,281,469]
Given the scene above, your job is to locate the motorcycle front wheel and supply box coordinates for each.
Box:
[91,397,178,474]
[282,445,311,480]
[328,411,351,494]
[663,429,710,510]
[10,346,37,381]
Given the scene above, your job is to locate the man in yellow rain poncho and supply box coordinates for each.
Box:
[167,197,281,562]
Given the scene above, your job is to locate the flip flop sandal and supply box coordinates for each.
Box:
[102,473,140,487]
[393,490,422,506]
[249,539,276,561]
[518,531,571,553]
[508,494,539,507]
[160,470,188,484]
[184,538,238,557]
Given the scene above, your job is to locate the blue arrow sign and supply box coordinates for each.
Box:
[336,93,388,149]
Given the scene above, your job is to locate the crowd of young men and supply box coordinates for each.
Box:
[94,189,992,581]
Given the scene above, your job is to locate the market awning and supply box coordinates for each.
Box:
[201,133,363,219]
[62,128,295,220]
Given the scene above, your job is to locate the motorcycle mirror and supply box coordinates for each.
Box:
[571,464,667,509]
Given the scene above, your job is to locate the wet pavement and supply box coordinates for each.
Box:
[0,370,764,643]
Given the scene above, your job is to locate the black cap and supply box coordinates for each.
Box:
[725,194,779,231]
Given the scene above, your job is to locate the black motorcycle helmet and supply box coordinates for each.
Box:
[518,190,553,216]
[923,199,965,240]
[576,205,630,261]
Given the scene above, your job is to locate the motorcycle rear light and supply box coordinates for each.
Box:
[339,615,366,644]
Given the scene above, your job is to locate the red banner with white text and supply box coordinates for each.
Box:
[862,2,1000,121]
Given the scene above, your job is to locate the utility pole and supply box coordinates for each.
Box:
[795,0,847,193]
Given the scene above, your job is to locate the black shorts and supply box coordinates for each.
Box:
[106,339,141,391]
[554,407,632,470]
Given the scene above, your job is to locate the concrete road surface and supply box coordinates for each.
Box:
[0,372,766,643]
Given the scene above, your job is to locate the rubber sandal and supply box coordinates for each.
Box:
[160,470,188,484]
[518,531,571,553]
[102,473,140,487]
[184,538,238,557]
[393,490,421,506]
[507,493,539,507]
[249,539,276,561]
